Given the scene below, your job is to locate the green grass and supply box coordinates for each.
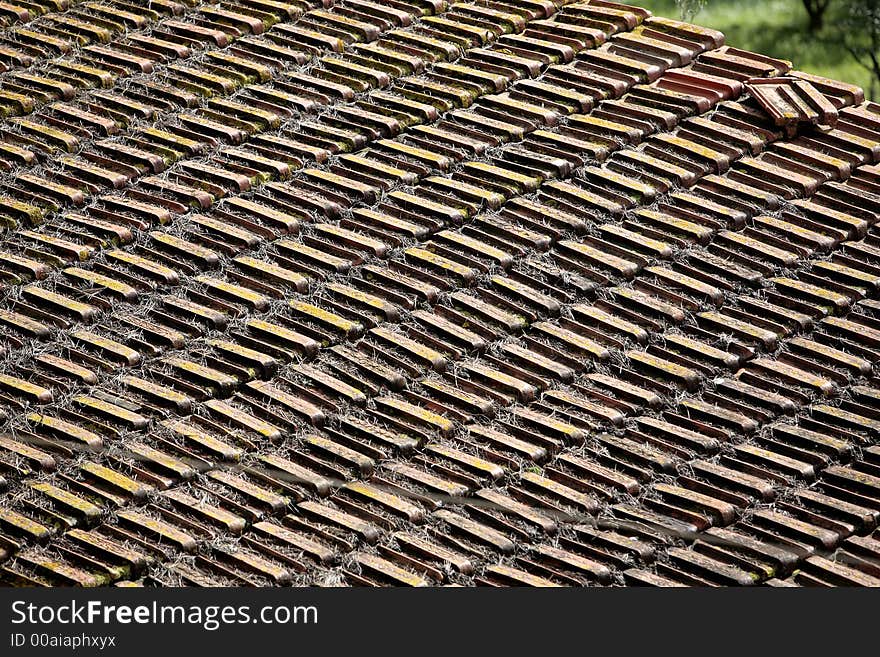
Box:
[636,0,876,100]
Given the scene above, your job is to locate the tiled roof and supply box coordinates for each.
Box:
[0,0,878,587]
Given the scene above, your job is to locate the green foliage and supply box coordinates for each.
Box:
[675,0,708,18]
[839,0,880,99]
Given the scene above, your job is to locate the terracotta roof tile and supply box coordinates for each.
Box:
[0,0,878,587]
